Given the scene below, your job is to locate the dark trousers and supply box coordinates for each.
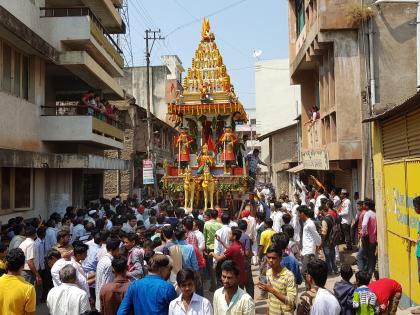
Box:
[366,241,377,276]
[249,172,256,191]
[205,253,216,291]
[323,244,338,274]
[244,262,254,299]
[341,223,352,250]
[301,254,313,290]
[356,242,367,271]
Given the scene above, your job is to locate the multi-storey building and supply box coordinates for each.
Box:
[288,0,364,197]
[288,0,418,307]
[0,0,128,220]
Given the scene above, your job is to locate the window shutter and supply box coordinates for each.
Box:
[382,108,420,160]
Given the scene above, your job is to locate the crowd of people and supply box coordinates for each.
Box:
[0,186,419,315]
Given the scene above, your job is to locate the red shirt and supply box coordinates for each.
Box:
[328,209,338,220]
[224,241,246,285]
[368,278,402,309]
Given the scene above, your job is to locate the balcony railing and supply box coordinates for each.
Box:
[40,7,124,69]
[41,103,124,130]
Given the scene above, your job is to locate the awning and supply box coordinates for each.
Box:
[287,164,304,173]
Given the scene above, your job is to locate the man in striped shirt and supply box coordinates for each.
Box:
[95,238,121,311]
[257,245,296,315]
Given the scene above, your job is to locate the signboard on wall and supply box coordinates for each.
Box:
[142,159,154,185]
[165,79,180,103]
[302,150,329,170]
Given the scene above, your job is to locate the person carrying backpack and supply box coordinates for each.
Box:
[319,204,340,275]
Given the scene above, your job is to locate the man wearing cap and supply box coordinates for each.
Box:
[338,189,352,251]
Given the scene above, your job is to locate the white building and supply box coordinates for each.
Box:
[255,59,301,193]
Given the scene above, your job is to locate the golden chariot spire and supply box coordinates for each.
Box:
[168,18,247,121]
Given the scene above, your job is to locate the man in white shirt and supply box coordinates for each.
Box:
[314,189,327,218]
[261,185,272,204]
[19,226,41,286]
[270,202,284,233]
[338,189,353,250]
[307,259,340,315]
[50,254,90,295]
[214,213,232,257]
[168,268,212,315]
[213,260,255,315]
[298,205,322,289]
[281,195,293,212]
[47,265,90,315]
[193,220,205,253]
[214,213,232,287]
[330,188,341,209]
[122,214,137,234]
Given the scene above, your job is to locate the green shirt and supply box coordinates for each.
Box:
[204,219,222,251]
[416,221,420,258]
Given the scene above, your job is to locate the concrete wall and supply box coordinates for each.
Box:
[161,55,184,81]
[255,59,300,136]
[0,0,46,41]
[119,66,170,123]
[372,3,417,111]
[270,125,298,196]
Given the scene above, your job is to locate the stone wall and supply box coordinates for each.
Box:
[103,128,134,199]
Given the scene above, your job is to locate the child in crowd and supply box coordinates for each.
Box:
[282,224,301,259]
[353,271,378,315]
[334,264,356,315]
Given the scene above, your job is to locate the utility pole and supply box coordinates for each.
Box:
[145,29,165,159]
[145,29,164,195]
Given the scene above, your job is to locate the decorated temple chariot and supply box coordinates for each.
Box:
[162,18,251,212]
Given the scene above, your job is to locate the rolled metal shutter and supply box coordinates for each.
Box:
[407,108,420,156]
[381,108,420,160]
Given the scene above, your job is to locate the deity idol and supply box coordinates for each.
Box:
[201,165,215,211]
[183,168,195,212]
[175,127,194,170]
[197,144,214,175]
[219,126,237,172]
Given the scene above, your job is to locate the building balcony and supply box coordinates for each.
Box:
[40,7,124,77]
[44,0,124,33]
[40,104,125,150]
[302,117,361,161]
[289,0,359,78]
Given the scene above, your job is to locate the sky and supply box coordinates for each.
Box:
[125,0,289,109]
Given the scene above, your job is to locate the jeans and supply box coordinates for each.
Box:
[323,244,338,274]
[22,270,36,285]
[341,223,352,249]
[356,244,367,272]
